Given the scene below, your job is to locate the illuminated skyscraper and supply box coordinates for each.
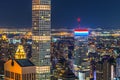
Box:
[74,29,90,79]
[32,0,51,80]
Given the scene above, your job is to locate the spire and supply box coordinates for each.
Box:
[15,45,26,59]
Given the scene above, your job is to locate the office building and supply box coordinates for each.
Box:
[4,59,36,80]
[74,29,90,79]
[32,0,51,79]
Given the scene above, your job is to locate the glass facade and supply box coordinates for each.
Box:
[32,0,51,80]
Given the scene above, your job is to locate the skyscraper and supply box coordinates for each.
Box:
[32,0,51,80]
[74,29,90,79]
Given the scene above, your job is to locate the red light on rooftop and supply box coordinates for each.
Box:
[77,18,81,23]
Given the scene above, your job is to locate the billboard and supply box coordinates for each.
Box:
[74,29,89,36]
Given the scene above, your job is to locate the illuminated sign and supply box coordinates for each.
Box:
[74,29,89,36]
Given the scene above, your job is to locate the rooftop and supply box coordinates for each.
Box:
[15,59,35,67]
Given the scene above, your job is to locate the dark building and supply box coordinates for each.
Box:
[96,55,115,80]
[62,67,77,80]
[96,61,103,80]
[116,55,120,79]
[0,60,5,80]
[102,60,111,80]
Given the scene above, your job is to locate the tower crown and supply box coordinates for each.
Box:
[15,45,26,59]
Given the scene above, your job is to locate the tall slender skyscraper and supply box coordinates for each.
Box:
[32,0,51,80]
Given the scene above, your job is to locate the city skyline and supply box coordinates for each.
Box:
[0,0,120,29]
[1,0,120,79]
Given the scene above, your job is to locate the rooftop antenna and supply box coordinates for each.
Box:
[77,18,81,29]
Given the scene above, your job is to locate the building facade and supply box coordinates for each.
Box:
[96,56,115,80]
[96,61,103,80]
[4,59,36,80]
[32,0,51,80]
[74,29,90,79]
[116,56,120,79]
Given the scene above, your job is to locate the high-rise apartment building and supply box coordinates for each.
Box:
[32,0,51,80]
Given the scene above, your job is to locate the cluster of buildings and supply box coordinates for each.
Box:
[51,37,75,80]
[0,27,120,80]
[0,34,35,80]
[0,0,120,80]
[88,31,120,80]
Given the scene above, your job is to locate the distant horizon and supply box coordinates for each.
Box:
[0,26,120,29]
[0,0,120,29]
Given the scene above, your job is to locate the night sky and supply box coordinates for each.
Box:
[0,0,120,29]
